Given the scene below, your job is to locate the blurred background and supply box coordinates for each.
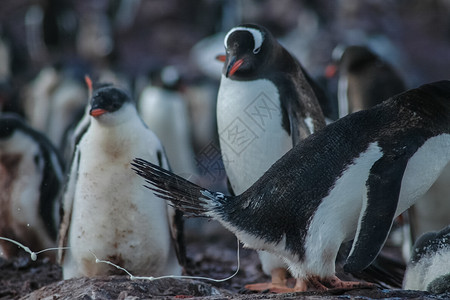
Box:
[2,0,450,83]
[1,0,450,188]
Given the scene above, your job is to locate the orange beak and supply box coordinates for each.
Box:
[226,58,244,77]
[325,64,338,78]
[215,54,226,62]
[90,108,107,117]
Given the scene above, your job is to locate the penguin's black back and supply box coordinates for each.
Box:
[218,81,450,260]
[342,46,406,111]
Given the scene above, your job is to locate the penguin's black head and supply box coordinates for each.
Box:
[222,24,272,78]
[0,114,23,139]
[339,45,379,72]
[89,86,132,117]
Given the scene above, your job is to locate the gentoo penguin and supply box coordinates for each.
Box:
[327,45,406,118]
[216,23,326,290]
[0,113,64,260]
[133,80,450,292]
[46,73,87,148]
[23,65,87,148]
[138,66,198,180]
[23,66,60,132]
[403,225,450,293]
[58,85,184,279]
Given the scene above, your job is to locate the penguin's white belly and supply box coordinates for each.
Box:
[396,134,450,215]
[411,163,450,237]
[300,142,383,278]
[66,141,177,278]
[139,88,197,178]
[217,76,291,273]
[1,132,55,255]
[337,76,349,118]
[217,75,291,194]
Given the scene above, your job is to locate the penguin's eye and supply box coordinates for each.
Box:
[253,47,261,54]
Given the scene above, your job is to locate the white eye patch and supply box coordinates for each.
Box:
[224,26,265,54]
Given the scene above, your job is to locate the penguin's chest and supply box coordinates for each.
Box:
[217,76,291,192]
[69,133,171,274]
[397,133,450,215]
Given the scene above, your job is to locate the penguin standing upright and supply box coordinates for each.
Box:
[0,113,64,261]
[403,225,450,293]
[58,85,184,279]
[216,24,325,291]
[327,45,412,258]
[133,80,450,292]
[138,66,198,179]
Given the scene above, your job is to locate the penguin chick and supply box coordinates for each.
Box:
[0,113,64,261]
[403,225,450,293]
[133,80,450,292]
[58,85,184,279]
[217,23,326,291]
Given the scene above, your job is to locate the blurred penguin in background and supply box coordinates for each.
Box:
[403,225,450,293]
[22,64,88,148]
[326,45,406,118]
[0,114,64,261]
[138,66,198,180]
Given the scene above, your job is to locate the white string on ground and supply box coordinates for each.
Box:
[1,235,241,284]
[0,237,70,261]
[91,237,241,282]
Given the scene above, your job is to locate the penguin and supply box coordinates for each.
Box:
[326,45,406,118]
[23,66,61,132]
[138,66,198,180]
[403,225,450,293]
[216,23,326,291]
[23,64,88,148]
[132,80,450,292]
[0,113,64,261]
[58,85,184,279]
[46,72,87,148]
[326,45,410,258]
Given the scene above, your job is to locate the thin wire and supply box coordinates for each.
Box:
[0,235,241,283]
[91,237,241,282]
[0,237,37,261]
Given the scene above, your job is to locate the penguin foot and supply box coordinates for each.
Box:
[244,267,294,292]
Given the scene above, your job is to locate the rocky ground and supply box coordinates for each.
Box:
[1,221,449,300]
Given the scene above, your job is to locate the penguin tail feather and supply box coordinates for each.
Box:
[131,158,223,218]
[352,252,405,288]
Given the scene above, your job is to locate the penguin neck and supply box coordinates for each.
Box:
[87,110,143,159]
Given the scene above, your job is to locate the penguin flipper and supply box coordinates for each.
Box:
[287,104,310,146]
[344,152,411,273]
[57,147,80,264]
